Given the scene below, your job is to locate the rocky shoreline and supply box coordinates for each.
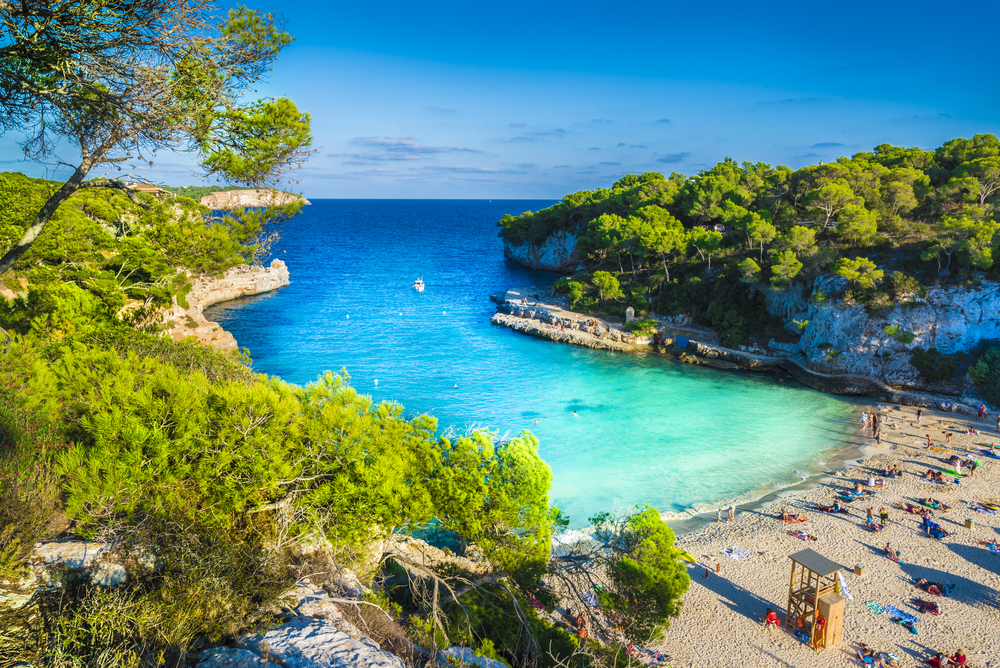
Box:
[490,289,985,415]
[163,259,290,351]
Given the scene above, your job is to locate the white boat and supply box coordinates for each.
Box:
[413,278,425,292]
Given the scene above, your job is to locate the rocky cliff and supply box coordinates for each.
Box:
[199,189,310,209]
[163,259,290,351]
[766,278,1000,390]
[503,229,579,272]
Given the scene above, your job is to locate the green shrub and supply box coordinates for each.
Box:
[553,278,584,308]
[910,347,959,382]
[969,340,1000,405]
[883,324,916,344]
[625,317,657,336]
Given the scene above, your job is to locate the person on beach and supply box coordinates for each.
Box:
[917,408,922,424]
[949,649,968,666]
[861,412,868,429]
[763,607,780,629]
[979,405,987,421]
[892,464,900,477]
[728,504,735,522]
[879,506,889,527]
[875,428,882,445]
[866,507,874,524]
[944,431,953,445]
[996,414,999,432]
[926,434,933,448]
[717,508,722,522]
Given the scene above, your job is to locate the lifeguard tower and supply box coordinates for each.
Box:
[785,548,846,651]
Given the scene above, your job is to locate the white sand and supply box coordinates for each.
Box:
[655,403,1000,668]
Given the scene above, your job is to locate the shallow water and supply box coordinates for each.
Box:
[206,200,863,526]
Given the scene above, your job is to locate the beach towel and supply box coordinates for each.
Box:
[865,600,884,615]
[580,591,598,607]
[721,546,751,561]
[884,605,918,624]
[970,503,997,515]
[779,516,809,523]
[837,571,854,601]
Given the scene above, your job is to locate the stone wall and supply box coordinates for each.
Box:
[162,259,290,351]
[502,229,579,272]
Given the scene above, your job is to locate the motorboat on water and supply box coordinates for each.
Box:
[413,278,425,292]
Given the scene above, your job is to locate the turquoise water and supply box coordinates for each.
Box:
[206,200,862,526]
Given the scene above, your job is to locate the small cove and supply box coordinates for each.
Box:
[206,200,867,528]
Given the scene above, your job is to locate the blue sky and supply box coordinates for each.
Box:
[3,0,999,198]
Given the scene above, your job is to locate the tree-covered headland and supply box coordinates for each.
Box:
[0,2,690,665]
[499,136,1000,393]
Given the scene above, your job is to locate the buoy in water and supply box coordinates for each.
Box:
[374,379,378,385]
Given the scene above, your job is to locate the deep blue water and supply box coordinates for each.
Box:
[206,200,861,526]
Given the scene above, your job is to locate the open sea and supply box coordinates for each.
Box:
[206,200,864,528]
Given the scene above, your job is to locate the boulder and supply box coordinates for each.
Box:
[196,647,281,668]
[240,617,404,668]
[30,541,127,587]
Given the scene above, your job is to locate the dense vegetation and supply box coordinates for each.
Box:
[500,136,1000,352]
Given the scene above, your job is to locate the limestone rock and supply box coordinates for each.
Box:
[767,277,1000,392]
[438,647,509,668]
[162,260,290,351]
[288,580,371,645]
[387,535,487,575]
[199,189,310,209]
[196,647,281,668]
[240,617,404,668]
[503,230,579,272]
[29,541,126,587]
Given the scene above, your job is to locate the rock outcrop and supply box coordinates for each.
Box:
[766,278,1000,390]
[503,230,579,272]
[195,575,409,668]
[162,259,290,351]
[199,189,310,210]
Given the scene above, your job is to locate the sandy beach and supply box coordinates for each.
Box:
[647,402,1000,668]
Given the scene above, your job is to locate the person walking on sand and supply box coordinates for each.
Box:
[917,408,922,424]
[717,508,722,522]
[926,434,933,448]
[875,427,882,445]
[861,412,868,430]
[728,504,735,522]
[979,405,987,421]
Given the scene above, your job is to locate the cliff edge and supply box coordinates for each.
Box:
[200,189,310,209]
[163,259,290,350]
[503,229,579,272]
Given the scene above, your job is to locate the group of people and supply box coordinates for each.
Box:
[923,469,948,483]
[862,410,883,444]
[947,454,978,477]
[927,649,968,667]
[880,464,902,478]
[865,505,890,530]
